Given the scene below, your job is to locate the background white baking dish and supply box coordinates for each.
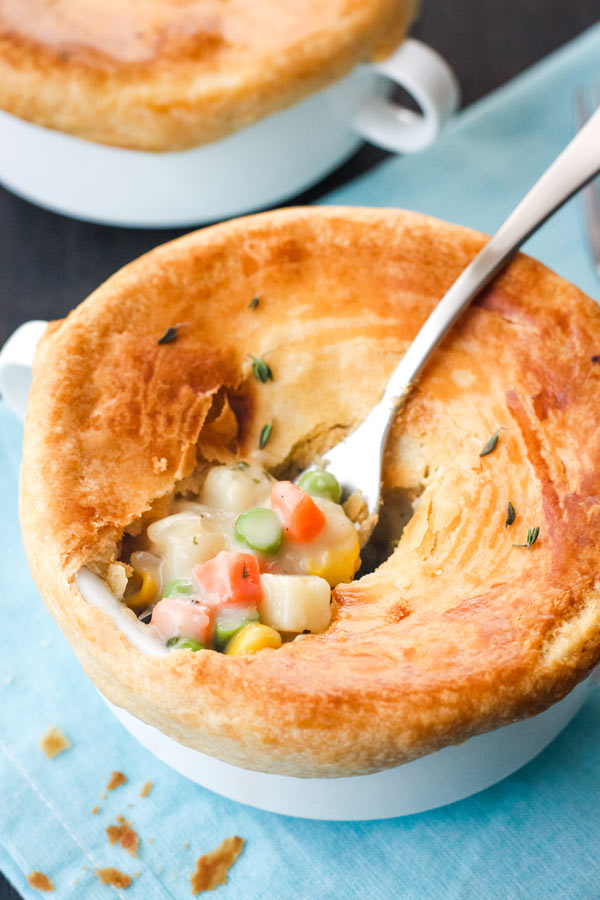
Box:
[0,40,459,228]
[1,319,593,820]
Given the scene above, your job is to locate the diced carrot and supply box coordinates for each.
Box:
[193,551,263,608]
[270,481,326,543]
[151,596,211,643]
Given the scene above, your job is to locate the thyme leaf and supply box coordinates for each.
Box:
[249,297,260,310]
[505,502,516,528]
[242,564,248,579]
[251,356,273,383]
[479,431,499,457]
[157,326,178,345]
[513,526,540,550]
[259,422,273,449]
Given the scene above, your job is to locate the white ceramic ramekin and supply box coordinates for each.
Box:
[1,320,592,820]
[0,39,459,228]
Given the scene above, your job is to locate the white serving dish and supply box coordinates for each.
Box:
[0,39,459,228]
[1,320,593,820]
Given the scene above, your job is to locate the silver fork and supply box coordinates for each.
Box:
[575,87,600,279]
[300,105,600,540]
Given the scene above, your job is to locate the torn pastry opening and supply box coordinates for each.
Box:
[97,451,424,657]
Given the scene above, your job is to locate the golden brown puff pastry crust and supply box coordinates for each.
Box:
[19,207,600,777]
[0,0,417,151]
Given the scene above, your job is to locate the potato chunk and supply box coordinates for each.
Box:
[202,464,273,514]
[147,509,232,586]
[259,573,331,634]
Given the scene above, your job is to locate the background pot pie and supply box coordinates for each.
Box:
[19,207,600,778]
[0,0,418,151]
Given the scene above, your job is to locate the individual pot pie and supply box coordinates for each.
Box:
[0,0,417,151]
[20,207,600,778]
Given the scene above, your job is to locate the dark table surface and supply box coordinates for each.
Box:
[1,1,598,897]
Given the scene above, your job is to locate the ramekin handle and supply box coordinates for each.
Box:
[0,320,48,421]
[353,38,460,153]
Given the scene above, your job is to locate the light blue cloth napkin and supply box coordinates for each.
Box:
[2,24,600,900]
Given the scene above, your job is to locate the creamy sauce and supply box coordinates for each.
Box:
[144,466,358,591]
[77,568,167,657]
[117,463,361,653]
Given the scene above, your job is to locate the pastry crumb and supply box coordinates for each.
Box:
[106,561,129,601]
[152,456,168,473]
[96,868,131,889]
[184,841,189,850]
[156,866,163,875]
[92,806,99,815]
[106,817,139,856]
[106,771,127,791]
[27,872,53,892]
[3,674,14,686]
[147,837,155,844]
[39,726,70,758]
[190,836,244,894]
[140,780,153,798]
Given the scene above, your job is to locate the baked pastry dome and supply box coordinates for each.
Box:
[20,207,600,777]
[0,0,417,151]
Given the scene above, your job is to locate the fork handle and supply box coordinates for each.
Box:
[380,105,600,410]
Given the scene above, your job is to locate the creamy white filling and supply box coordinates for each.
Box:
[98,463,360,651]
[145,465,358,594]
[76,568,167,657]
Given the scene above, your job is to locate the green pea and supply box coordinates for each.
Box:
[235,507,283,554]
[167,637,205,651]
[298,469,342,503]
[163,579,194,598]
[213,607,259,653]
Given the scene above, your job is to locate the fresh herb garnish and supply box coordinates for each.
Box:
[242,564,248,579]
[259,422,273,449]
[251,356,273,383]
[479,431,499,457]
[249,297,260,310]
[158,326,178,345]
[505,502,516,528]
[513,526,540,550]
[192,536,198,545]
[235,461,250,470]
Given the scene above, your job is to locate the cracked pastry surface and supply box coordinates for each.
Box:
[0,0,417,150]
[19,207,600,777]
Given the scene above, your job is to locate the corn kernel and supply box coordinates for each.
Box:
[307,540,360,587]
[225,622,282,655]
[125,570,158,613]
